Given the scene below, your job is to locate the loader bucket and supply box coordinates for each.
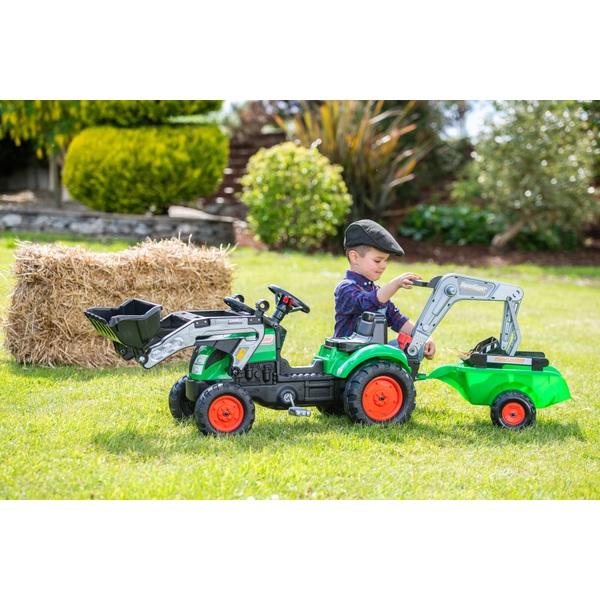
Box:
[84,299,162,349]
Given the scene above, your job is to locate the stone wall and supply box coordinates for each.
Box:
[0,204,236,246]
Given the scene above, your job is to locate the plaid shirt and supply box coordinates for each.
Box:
[333,270,409,337]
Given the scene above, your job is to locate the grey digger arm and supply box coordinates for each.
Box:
[407,273,524,364]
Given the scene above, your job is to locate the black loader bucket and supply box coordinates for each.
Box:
[84,299,162,350]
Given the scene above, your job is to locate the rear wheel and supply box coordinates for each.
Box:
[168,375,196,420]
[194,382,255,436]
[343,361,416,425]
[490,391,536,430]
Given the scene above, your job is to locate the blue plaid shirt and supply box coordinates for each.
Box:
[333,270,409,337]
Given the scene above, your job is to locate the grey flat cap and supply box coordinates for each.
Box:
[344,219,405,256]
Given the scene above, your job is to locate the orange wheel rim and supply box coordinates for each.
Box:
[208,395,244,432]
[362,376,403,421]
[502,402,526,426]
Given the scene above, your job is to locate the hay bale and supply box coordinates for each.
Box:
[3,238,234,368]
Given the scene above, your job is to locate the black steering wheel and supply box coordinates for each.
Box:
[268,285,310,314]
[223,294,255,314]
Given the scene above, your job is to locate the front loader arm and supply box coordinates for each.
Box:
[407,274,524,370]
[141,316,265,369]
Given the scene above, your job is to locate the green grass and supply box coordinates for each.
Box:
[1,232,600,499]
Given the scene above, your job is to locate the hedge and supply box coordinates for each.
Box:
[63,124,228,214]
[398,204,583,250]
[79,100,223,127]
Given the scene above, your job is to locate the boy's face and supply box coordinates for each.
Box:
[349,248,390,282]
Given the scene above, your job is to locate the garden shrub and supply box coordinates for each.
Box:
[79,100,222,127]
[63,125,228,214]
[398,204,499,246]
[398,204,582,250]
[240,142,352,251]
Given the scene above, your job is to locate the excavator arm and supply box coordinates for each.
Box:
[406,273,524,375]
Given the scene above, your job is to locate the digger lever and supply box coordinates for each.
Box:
[412,276,442,289]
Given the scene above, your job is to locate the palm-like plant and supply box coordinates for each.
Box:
[275,100,431,222]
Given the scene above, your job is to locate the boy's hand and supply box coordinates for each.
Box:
[424,338,436,360]
[396,272,422,290]
[378,273,422,304]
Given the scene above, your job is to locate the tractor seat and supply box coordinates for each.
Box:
[325,312,388,353]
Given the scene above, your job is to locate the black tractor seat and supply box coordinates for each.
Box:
[326,312,388,353]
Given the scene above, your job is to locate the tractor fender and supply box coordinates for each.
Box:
[330,344,411,380]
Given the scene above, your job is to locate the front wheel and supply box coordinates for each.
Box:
[194,382,255,436]
[168,375,196,420]
[490,391,536,430]
[343,360,416,425]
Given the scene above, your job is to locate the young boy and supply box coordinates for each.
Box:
[334,219,436,360]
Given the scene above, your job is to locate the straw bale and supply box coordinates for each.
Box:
[2,238,234,368]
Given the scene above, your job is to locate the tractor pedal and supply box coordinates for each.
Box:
[288,407,311,417]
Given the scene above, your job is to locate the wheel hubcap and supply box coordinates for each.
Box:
[208,395,244,432]
[362,376,403,421]
[502,401,526,426]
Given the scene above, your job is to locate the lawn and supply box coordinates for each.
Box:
[1,232,600,500]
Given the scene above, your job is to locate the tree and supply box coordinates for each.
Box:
[0,100,82,154]
[472,100,599,249]
[0,100,83,207]
[580,100,600,187]
[393,100,474,211]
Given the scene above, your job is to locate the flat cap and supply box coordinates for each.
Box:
[344,219,405,257]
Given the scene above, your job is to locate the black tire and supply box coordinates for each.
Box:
[490,391,536,430]
[343,360,416,425]
[168,375,196,420]
[317,403,346,417]
[194,382,255,436]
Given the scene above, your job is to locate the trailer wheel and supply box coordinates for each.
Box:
[344,361,416,425]
[490,391,536,430]
[194,382,255,436]
[168,375,196,420]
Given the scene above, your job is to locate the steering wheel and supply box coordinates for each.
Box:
[268,285,310,314]
[223,294,255,315]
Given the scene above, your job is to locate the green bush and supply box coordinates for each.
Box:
[398,204,582,251]
[79,100,222,127]
[398,204,498,246]
[63,125,228,214]
[240,142,352,251]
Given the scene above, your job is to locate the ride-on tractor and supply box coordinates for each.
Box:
[85,273,571,435]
